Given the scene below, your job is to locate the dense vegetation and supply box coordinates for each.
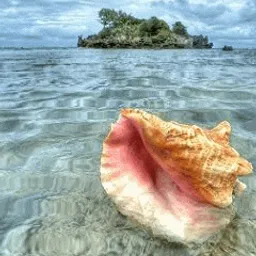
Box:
[78,8,213,49]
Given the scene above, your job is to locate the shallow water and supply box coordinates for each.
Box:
[0,47,255,256]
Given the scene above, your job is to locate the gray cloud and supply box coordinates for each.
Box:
[0,0,255,47]
[150,0,256,47]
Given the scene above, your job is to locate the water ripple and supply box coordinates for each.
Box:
[0,48,255,255]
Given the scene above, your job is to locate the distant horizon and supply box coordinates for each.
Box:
[1,29,255,49]
[0,45,255,49]
[1,0,256,48]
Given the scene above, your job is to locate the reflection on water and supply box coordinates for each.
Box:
[0,48,255,256]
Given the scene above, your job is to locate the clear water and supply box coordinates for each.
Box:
[0,48,255,256]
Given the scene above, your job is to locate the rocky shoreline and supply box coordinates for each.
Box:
[78,35,213,49]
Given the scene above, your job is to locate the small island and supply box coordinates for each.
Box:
[78,8,213,49]
[222,45,233,51]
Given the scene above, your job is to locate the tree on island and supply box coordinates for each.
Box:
[98,8,141,28]
[98,8,188,37]
[96,9,173,44]
[98,8,117,28]
[172,21,188,37]
[139,17,170,36]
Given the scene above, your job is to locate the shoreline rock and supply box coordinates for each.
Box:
[222,45,233,51]
[78,35,213,49]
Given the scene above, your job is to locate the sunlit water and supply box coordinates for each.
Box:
[0,47,255,256]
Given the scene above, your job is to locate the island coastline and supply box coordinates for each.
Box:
[78,9,213,49]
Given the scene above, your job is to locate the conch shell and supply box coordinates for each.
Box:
[100,108,253,243]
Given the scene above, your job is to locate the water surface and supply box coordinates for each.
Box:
[0,48,255,256]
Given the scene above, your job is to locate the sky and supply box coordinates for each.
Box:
[1,0,256,48]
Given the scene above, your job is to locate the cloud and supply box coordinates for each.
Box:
[0,0,101,46]
[0,0,255,47]
[149,0,256,47]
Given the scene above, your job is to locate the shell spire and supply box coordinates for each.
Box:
[209,121,231,144]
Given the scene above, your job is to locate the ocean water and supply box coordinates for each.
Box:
[0,47,255,256]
